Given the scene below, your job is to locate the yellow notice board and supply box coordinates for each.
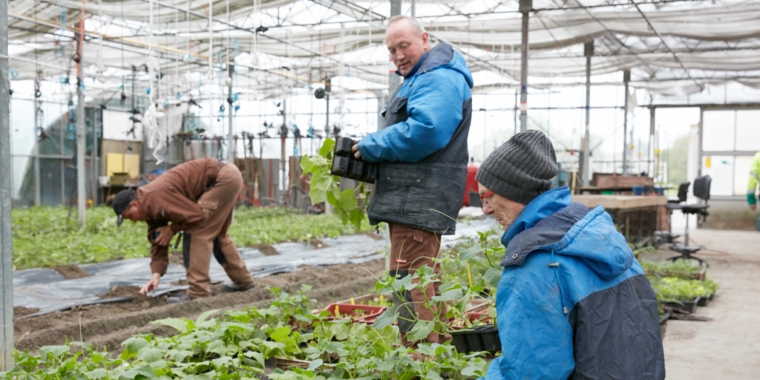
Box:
[106,153,140,178]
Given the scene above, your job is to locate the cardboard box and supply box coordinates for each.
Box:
[110,172,130,186]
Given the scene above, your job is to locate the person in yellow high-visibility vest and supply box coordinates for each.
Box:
[748,152,760,211]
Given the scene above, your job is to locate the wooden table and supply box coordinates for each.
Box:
[573,195,667,244]
[575,186,634,194]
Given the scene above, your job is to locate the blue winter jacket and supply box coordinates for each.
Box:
[482,187,665,380]
[357,43,473,235]
[357,44,473,163]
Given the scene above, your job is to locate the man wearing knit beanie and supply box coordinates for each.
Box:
[477,130,665,380]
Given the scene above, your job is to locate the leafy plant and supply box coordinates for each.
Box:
[649,276,719,302]
[3,281,488,379]
[300,138,372,230]
[370,228,503,342]
[11,205,371,270]
[640,258,704,279]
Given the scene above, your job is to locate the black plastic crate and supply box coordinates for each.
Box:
[665,297,699,314]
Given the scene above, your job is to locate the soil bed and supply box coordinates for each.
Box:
[248,244,280,256]
[13,259,385,355]
[53,265,94,280]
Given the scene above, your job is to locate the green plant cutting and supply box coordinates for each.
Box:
[301,138,373,230]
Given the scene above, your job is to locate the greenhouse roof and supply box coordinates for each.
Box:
[6,0,760,99]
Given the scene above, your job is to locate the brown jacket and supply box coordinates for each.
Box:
[138,158,220,274]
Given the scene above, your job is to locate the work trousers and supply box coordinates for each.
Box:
[183,163,254,298]
[388,222,449,345]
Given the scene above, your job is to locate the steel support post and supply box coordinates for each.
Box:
[34,92,40,206]
[76,29,86,226]
[0,0,14,367]
[518,0,532,132]
[582,41,593,187]
[227,64,235,162]
[649,106,656,177]
[91,106,98,205]
[622,69,630,176]
[388,0,403,98]
[281,99,287,205]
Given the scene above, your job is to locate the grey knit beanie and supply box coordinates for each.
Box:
[475,130,559,205]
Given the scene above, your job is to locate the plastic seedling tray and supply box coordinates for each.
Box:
[477,324,501,353]
[697,296,710,307]
[450,324,501,354]
[330,137,378,183]
[449,330,470,353]
[466,310,492,324]
[665,297,699,314]
[316,303,386,322]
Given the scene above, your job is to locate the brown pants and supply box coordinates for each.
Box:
[184,163,255,298]
[389,222,448,345]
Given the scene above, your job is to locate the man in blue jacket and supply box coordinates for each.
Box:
[475,130,665,380]
[352,15,473,345]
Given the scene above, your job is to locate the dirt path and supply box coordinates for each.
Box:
[14,260,385,354]
[649,229,760,379]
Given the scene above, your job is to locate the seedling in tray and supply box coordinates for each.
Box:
[316,303,387,323]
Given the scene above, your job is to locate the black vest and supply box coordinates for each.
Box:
[367,83,472,235]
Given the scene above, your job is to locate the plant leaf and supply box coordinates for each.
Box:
[459,245,482,262]
[195,309,219,324]
[121,337,149,355]
[39,345,69,359]
[319,138,336,157]
[300,155,314,173]
[83,369,108,379]
[432,288,463,302]
[407,321,434,342]
[136,346,165,363]
[150,318,188,333]
[307,359,323,371]
[483,267,503,288]
[461,365,483,377]
[372,305,399,330]
[425,369,444,380]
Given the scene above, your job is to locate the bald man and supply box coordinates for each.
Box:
[352,16,474,346]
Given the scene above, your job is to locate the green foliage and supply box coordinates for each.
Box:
[301,138,373,230]
[5,286,486,379]
[649,276,719,301]
[640,258,704,279]
[11,205,371,270]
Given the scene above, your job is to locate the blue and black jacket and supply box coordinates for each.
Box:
[483,187,665,380]
[358,43,473,235]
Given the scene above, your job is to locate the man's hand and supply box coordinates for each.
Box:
[139,273,161,295]
[352,144,361,159]
[154,225,174,246]
[751,204,756,211]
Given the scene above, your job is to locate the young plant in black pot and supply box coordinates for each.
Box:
[301,138,373,229]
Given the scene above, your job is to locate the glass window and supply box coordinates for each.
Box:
[734,155,754,196]
[735,110,760,152]
[701,155,734,196]
[702,110,735,152]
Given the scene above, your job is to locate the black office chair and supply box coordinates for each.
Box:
[667,175,711,266]
[654,182,690,248]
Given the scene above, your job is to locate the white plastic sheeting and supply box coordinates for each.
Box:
[13,217,498,316]
[6,0,760,97]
